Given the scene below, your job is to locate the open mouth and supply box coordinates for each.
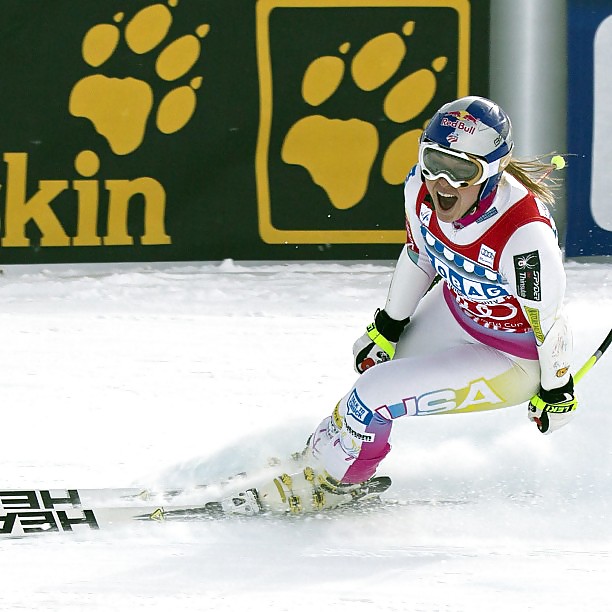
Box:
[436,191,458,211]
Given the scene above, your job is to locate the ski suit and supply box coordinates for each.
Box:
[311,165,573,484]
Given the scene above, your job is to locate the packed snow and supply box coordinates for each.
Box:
[0,258,610,611]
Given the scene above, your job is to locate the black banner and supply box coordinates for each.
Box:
[0,0,489,263]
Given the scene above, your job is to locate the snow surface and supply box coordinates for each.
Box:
[0,258,611,611]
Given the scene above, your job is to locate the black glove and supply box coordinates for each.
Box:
[352,309,410,374]
[528,376,578,434]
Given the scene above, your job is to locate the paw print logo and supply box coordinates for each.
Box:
[281,22,447,210]
[69,1,210,155]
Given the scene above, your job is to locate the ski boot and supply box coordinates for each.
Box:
[254,466,391,515]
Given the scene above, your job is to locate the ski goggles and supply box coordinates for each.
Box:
[419,142,508,188]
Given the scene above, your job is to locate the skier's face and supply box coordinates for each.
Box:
[425,177,481,223]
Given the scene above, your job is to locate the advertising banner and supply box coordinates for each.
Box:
[0,0,489,264]
[566,0,612,257]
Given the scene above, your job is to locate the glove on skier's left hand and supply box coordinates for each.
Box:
[528,376,577,434]
[353,309,410,374]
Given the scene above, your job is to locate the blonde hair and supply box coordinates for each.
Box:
[505,156,562,206]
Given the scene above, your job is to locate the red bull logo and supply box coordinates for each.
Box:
[446,110,479,124]
[440,110,477,135]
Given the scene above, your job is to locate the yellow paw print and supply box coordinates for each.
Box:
[281,22,447,210]
[69,1,210,155]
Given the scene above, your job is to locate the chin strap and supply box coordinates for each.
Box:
[452,186,498,230]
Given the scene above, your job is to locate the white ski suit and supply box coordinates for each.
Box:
[311,165,573,484]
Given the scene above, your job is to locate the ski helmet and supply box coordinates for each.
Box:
[418,96,514,201]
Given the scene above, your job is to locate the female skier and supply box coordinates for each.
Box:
[249,96,577,515]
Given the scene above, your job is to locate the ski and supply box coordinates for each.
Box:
[153,475,393,522]
[0,476,392,537]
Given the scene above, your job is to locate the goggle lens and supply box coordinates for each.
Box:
[420,145,485,187]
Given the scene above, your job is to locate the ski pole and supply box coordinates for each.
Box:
[574,327,612,385]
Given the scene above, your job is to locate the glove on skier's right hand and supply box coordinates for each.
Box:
[353,309,410,374]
